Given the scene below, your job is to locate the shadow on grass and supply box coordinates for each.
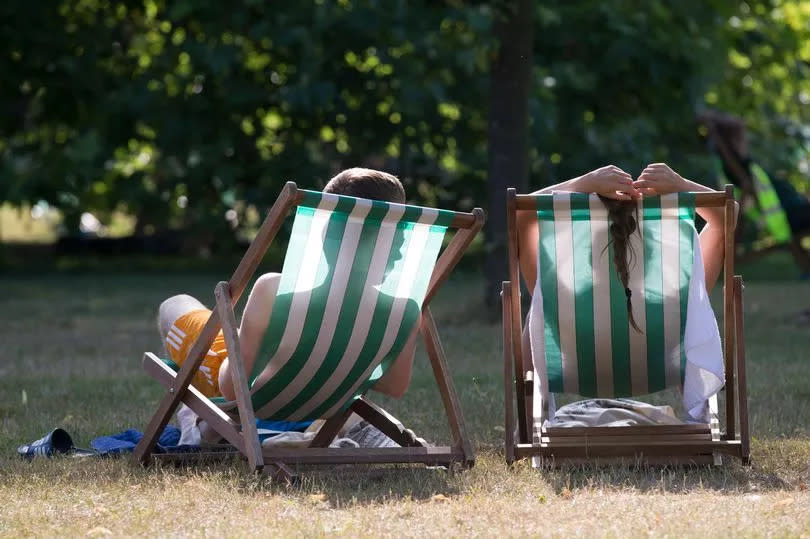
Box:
[162,459,463,505]
[0,454,465,509]
[507,439,809,495]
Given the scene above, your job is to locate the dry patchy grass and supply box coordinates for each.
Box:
[1,271,809,537]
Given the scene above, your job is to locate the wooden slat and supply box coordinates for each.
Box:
[215,281,263,472]
[523,439,741,450]
[540,434,712,444]
[543,424,711,437]
[421,308,475,466]
[447,213,479,229]
[724,185,737,440]
[502,282,516,465]
[261,446,463,465]
[513,191,728,209]
[532,455,716,467]
[735,276,751,464]
[515,440,742,459]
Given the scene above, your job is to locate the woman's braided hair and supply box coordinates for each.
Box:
[598,196,642,333]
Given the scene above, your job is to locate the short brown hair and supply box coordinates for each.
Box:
[323,168,406,204]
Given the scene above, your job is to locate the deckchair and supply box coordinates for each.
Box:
[132,182,483,479]
[502,186,750,466]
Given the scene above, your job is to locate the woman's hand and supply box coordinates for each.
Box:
[634,163,688,195]
[577,165,640,200]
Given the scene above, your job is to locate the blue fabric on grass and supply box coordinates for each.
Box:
[91,426,193,455]
[90,419,312,455]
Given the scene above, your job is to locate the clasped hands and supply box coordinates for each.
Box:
[578,163,688,201]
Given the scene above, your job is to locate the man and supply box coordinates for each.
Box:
[159,168,418,444]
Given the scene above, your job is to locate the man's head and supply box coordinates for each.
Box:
[324,167,406,204]
[697,110,749,159]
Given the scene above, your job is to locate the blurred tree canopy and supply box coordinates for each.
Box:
[1,0,808,239]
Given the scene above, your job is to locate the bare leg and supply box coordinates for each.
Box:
[158,294,206,345]
[157,294,209,443]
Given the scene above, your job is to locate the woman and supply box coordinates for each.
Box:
[516,163,739,424]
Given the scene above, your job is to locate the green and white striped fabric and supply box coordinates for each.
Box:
[242,189,455,421]
[528,192,697,398]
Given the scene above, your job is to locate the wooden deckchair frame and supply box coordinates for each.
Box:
[503,185,750,466]
[132,182,483,480]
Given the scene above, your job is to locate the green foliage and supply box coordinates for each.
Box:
[529,1,732,185]
[1,0,494,237]
[708,0,810,191]
[0,0,806,238]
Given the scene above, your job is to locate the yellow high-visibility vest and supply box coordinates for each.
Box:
[714,158,793,243]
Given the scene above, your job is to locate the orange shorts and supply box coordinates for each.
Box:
[165,309,228,398]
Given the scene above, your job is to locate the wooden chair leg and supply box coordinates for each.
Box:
[723,185,737,442]
[734,276,751,465]
[142,352,246,452]
[421,307,475,467]
[263,462,299,485]
[309,406,354,448]
[215,282,263,472]
[502,282,516,465]
[351,397,426,448]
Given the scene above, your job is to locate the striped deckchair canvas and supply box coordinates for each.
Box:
[529,192,700,400]
[135,182,482,477]
[241,189,456,421]
[503,187,750,466]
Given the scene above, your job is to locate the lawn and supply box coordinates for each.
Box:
[1,266,808,537]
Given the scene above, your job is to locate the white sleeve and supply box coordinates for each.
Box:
[682,230,725,421]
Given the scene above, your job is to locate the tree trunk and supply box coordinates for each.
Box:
[484,0,533,317]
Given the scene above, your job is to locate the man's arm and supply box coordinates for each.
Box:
[371,321,420,398]
[218,273,281,401]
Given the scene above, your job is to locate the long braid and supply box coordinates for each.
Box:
[598,196,642,333]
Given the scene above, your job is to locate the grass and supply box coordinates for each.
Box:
[1,266,809,537]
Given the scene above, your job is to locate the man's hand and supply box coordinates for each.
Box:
[577,165,640,200]
[634,163,688,196]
